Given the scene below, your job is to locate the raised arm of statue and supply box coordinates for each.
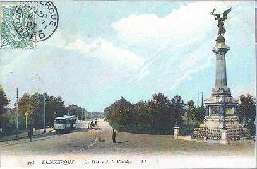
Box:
[210,8,220,20]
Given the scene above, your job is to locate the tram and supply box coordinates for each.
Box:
[54,115,77,133]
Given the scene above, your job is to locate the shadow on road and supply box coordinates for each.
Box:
[116,141,128,144]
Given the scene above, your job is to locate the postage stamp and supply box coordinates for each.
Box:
[0,1,58,49]
[0,2,36,48]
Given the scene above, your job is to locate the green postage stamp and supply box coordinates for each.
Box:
[0,3,36,48]
[0,1,58,48]
[0,0,256,169]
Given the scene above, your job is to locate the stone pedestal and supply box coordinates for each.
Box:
[174,126,179,139]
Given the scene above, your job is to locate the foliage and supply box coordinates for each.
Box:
[0,89,88,135]
[18,92,67,129]
[0,85,10,115]
[66,104,87,120]
[238,94,256,136]
[171,95,185,126]
[0,109,17,135]
[181,100,205,135]
[0,85,10,129]
[105,93,185,134]
[105,97,134,131]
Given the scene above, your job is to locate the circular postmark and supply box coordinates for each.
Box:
[32,1,59,42]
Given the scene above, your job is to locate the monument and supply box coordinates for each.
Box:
[192,8,249,143]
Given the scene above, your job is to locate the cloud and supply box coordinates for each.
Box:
[172,43,213,90]
[0,36,145,109]
[114,1,252,94]
[112,1,238,45]
[0,1,253,111]
[65,38,145,72]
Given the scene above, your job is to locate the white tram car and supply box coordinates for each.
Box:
[54,115,77,133]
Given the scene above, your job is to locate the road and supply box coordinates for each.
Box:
[0,120,97,155]
[0,119,255,168]
[0,119,254,156]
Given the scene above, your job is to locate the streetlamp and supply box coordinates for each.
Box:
[16,88,19,138]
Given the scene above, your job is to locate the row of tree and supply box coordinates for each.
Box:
[105,93,205,134]
[0,85,89,135]
[1,84,256,136]
[105,93,256,136]
[237,95,256,136]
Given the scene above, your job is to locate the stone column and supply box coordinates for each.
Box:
[215,51,227,89]
[212,35,230,91]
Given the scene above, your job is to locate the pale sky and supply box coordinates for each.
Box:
[0,1,255,111]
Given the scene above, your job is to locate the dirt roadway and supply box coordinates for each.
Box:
[87,120,255,157]
[0,119,255,157]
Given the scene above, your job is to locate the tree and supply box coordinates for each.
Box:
[66,104,84,120]
[0,85,10,130]
[171,95,185,127]
[186,100,196,121]
[19,93,31,115]
[182,100,205,135]
[1,108,16,134]
[147,93,174,134]
[105,97,134,131]
[18,92,67,128]
[105,94,186,135]
[18,93,31,129]
[44,95,66,127]
[238,94,256,136]
[0,85,9,115]
[195,106,205,124]
[133,101,151,127]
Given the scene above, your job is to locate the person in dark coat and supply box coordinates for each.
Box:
[28,123,33,142]
[112,129,117,143]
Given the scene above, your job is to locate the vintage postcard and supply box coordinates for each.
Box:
[0,0,256,168]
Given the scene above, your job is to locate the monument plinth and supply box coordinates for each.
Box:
[192,8,248,143]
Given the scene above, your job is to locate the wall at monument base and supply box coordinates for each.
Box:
[192,115,250,142]
[204,116,223,129]
[203,115,240,129]
[224,116,240,128]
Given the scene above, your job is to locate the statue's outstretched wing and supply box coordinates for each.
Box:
[223,7,232,19]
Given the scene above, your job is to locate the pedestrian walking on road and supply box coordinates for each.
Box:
[28,123,33,142]
[112,129,117,143]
